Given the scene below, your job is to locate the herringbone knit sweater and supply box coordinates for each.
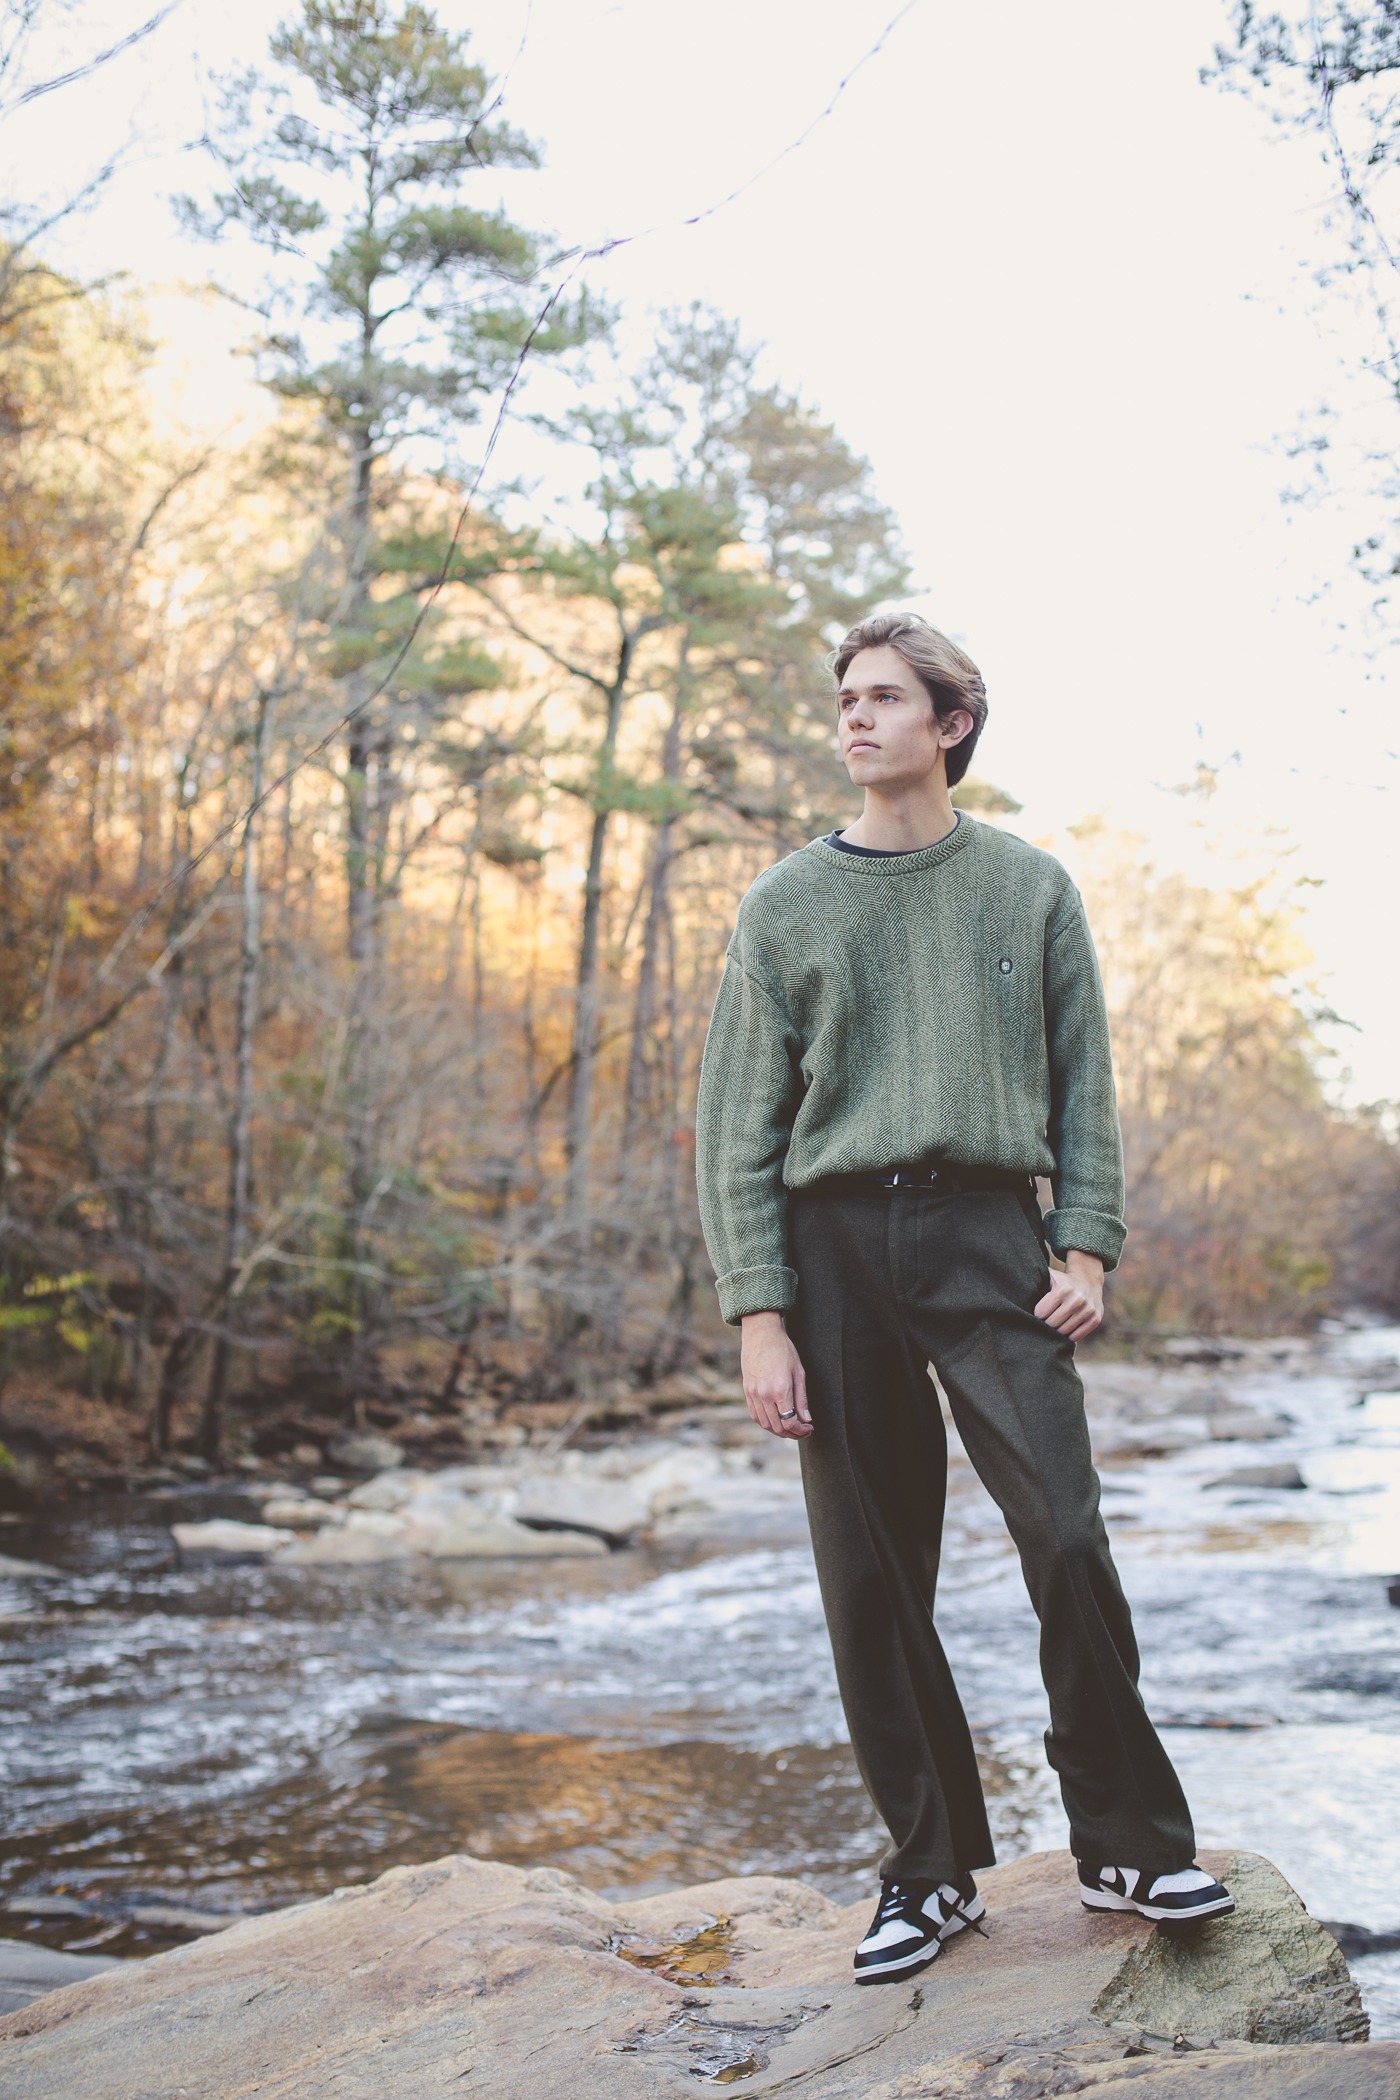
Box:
[694,813,1125,1325]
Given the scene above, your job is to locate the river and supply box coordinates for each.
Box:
[2,1323,1397,2034]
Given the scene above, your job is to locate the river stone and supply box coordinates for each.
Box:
[625,1446,727,1515]
[129,1905,241,1934]
[1209,1412,1291,1441]
[0,1554,58,1578]
[273,1512,412,1564]
[346,1471,422,1512]
[1092,1852,1369,2044]
[0,1939,123,2019]
[2,1849,1390,2099]
[425,1514,606,1558]
[259,1498,343,1530]
[514,1481,648,1545]
[171,1520,295,1562]
[326,1434,403,1473]
[1205,1464,1307,1491]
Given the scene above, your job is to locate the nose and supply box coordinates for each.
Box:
[844,695,875,733]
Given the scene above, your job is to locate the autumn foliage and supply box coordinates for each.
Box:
[0,0,1397,1488]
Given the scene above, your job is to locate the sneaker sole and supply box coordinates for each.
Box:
[853,1896,987,1985]
[1081,1890,1236,1923]
[853,1939,944,1984]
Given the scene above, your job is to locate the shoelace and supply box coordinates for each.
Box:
[881,1881,990,1940]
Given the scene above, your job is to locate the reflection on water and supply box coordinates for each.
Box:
[1,1328,1398,2036]
[610,1914,742,1988]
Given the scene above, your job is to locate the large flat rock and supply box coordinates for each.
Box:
[1,1850,1395,2099]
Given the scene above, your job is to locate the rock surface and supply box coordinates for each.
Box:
[1,1849,1393,2100]
[1092,1853,1370,2044]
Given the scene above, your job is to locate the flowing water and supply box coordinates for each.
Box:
[2,1325,1398,2032]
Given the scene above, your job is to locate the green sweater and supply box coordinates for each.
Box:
[694,814,1125,1325]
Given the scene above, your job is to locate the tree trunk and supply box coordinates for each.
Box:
[344,412,378,966]
[563,641,634,1215]
[563,802,609,1213]
[624,674,687,1151]
[623,822,673,1149]
[152,1325,199,1459]
[201,689,272,1459]
[341,419,386,1389]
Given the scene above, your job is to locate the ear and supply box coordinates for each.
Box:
[938,709,975,750]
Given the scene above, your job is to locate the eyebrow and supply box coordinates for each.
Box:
[837,677,917,697]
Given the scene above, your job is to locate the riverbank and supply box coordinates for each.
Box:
[0,1327,1360,1515]
[5,1327,1365,1572]
[0,1354,757,1508]
[2,1848,1395,2097]
[1,1323,1397,2031]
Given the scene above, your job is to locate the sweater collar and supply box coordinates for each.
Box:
[806,809,976,875]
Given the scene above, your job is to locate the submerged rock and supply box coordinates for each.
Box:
[0,1849,1389,2099]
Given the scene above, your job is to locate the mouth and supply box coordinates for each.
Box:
[848,739,879,753]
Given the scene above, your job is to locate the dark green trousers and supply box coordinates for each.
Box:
[788,1180,1194,1885]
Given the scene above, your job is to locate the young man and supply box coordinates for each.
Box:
[694,613,1232,1987]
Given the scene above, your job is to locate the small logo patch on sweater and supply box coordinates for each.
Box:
[998,957,1013,975]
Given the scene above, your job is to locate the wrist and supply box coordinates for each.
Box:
[741,1309,786,1329]
[1064,1250,1104,1282]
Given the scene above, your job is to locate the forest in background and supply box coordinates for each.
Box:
[2,0,1399,1492]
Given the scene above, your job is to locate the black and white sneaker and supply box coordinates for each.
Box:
[1079,1862,1235,1924]
[852,1873,987,1984]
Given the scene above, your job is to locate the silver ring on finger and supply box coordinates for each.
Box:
[777,1408,798,1421]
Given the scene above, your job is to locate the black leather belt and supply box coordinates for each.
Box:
[799,1164,1037,1198]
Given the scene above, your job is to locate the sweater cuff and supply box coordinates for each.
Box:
[1044,1207,1126,1273]
[715,1264,799,1326]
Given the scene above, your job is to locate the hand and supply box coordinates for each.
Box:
[1034,1250,1104,1342]
[740,1311,813,1439]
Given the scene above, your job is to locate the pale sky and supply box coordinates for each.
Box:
[9,0,1399,1098]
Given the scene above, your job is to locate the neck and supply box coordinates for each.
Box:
[840,775,958,852]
